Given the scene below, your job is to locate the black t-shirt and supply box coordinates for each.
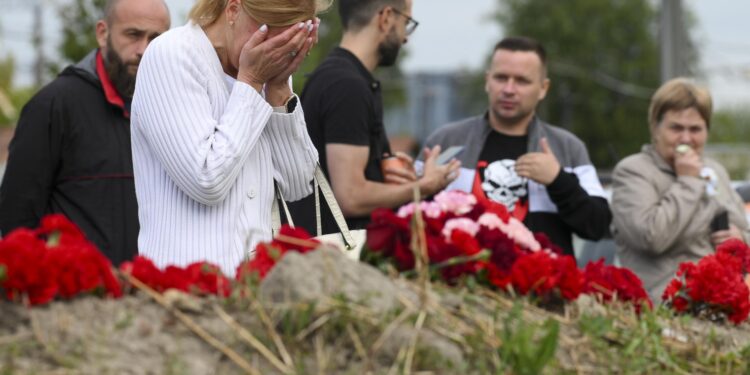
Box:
[477,131,529,214]
[286,47,391,234]
[474,127,583,255]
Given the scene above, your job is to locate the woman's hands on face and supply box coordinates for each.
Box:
[236,19,319,106]
[674,145,703,178]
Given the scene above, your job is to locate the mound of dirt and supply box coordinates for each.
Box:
[1,248,750,374]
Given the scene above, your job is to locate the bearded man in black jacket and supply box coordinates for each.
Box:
[0,0,170,265]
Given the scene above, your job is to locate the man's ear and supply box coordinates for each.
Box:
[376,6,394,33]
[538,78,550,100]
[95,20,108,50]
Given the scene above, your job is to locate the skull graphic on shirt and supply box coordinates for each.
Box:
[481,159,528,210]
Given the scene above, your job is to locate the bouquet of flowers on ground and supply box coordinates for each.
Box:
[582,259,652,313]
[0,215,122,305]
[235,225,320,283]
[364,190,650,310]
[662,239,750,324]
[120,256,232,297]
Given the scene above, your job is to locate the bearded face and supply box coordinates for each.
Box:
[377,27,402,67]
[104,35,139,99]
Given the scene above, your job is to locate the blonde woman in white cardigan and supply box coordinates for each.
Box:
[131,0,331,275]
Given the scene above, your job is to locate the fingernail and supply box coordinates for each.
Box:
[307,23,314,32]
[306,20,312,27]
[297,22,305,29]
[259,24,268,33]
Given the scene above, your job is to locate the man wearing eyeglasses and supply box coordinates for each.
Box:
[289,0,460,234]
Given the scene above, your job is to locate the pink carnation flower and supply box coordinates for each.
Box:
[397,201,442,219]
[477,212,505,230]
[477,213,541,251]
[505,218,541,251]
[442,218,480,241]
[434,190,477,215]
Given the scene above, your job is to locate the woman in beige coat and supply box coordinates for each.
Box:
[611,78,749,303]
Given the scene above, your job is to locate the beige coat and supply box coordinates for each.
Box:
[611,145,749,303]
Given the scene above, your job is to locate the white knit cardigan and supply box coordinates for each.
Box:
[131,22,317,275]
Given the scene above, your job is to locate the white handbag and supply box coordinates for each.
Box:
[272,165,366,260]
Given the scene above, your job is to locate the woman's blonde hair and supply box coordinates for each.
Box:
[189,0,332,27]
[648,78,713,129]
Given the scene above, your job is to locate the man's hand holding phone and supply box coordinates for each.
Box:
[418,145,462,196]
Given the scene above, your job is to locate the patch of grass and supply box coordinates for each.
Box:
[163,352,188,375]
[497,302,560,375]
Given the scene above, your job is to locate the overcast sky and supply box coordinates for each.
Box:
[2,0,749,109]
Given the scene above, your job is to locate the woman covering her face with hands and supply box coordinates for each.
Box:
[611,78,749,303]
[131,0,330,275]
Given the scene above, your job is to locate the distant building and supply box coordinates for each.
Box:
[384,71,481,152]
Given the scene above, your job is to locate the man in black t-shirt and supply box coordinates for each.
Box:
[424,37,612,256]
[288,0,460,234]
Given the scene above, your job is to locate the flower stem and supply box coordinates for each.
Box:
[401,249,491,278]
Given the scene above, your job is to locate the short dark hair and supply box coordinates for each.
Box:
[494,36,547,73]
[338,0,405,31]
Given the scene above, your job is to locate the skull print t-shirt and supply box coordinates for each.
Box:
[473,130,529,220]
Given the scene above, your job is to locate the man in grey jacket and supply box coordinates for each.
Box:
[424,36,611,256]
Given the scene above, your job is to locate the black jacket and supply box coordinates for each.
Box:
[0,50,138,265]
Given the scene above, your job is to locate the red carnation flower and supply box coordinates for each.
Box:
[450,229,482,256]
[37,214,88,246]
[186,262,231,297]
[0,228,59,305]
[509,251,556,295]
[236,225,320,283]
[717,239,750,274]
[486,263,511,289]
[663,286,689,312]
[556,256,585,301]
[478,227,522,273]
[161,266,191,292]
[366,208,411,257]
[533,233,564,255]
[272,225,319,253]
[121,256,164,291]
[508,251,583,301]
[48,241,122,299]
[664,253,750,324]
[583,259,651,312]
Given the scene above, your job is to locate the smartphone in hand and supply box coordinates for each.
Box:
[711,210,729,232]
[435,146,464,166]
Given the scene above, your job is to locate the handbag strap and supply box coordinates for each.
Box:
[314,177,322,236]
[271,165,357,250]
[271,182,295,235]
[314,165,356,250]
